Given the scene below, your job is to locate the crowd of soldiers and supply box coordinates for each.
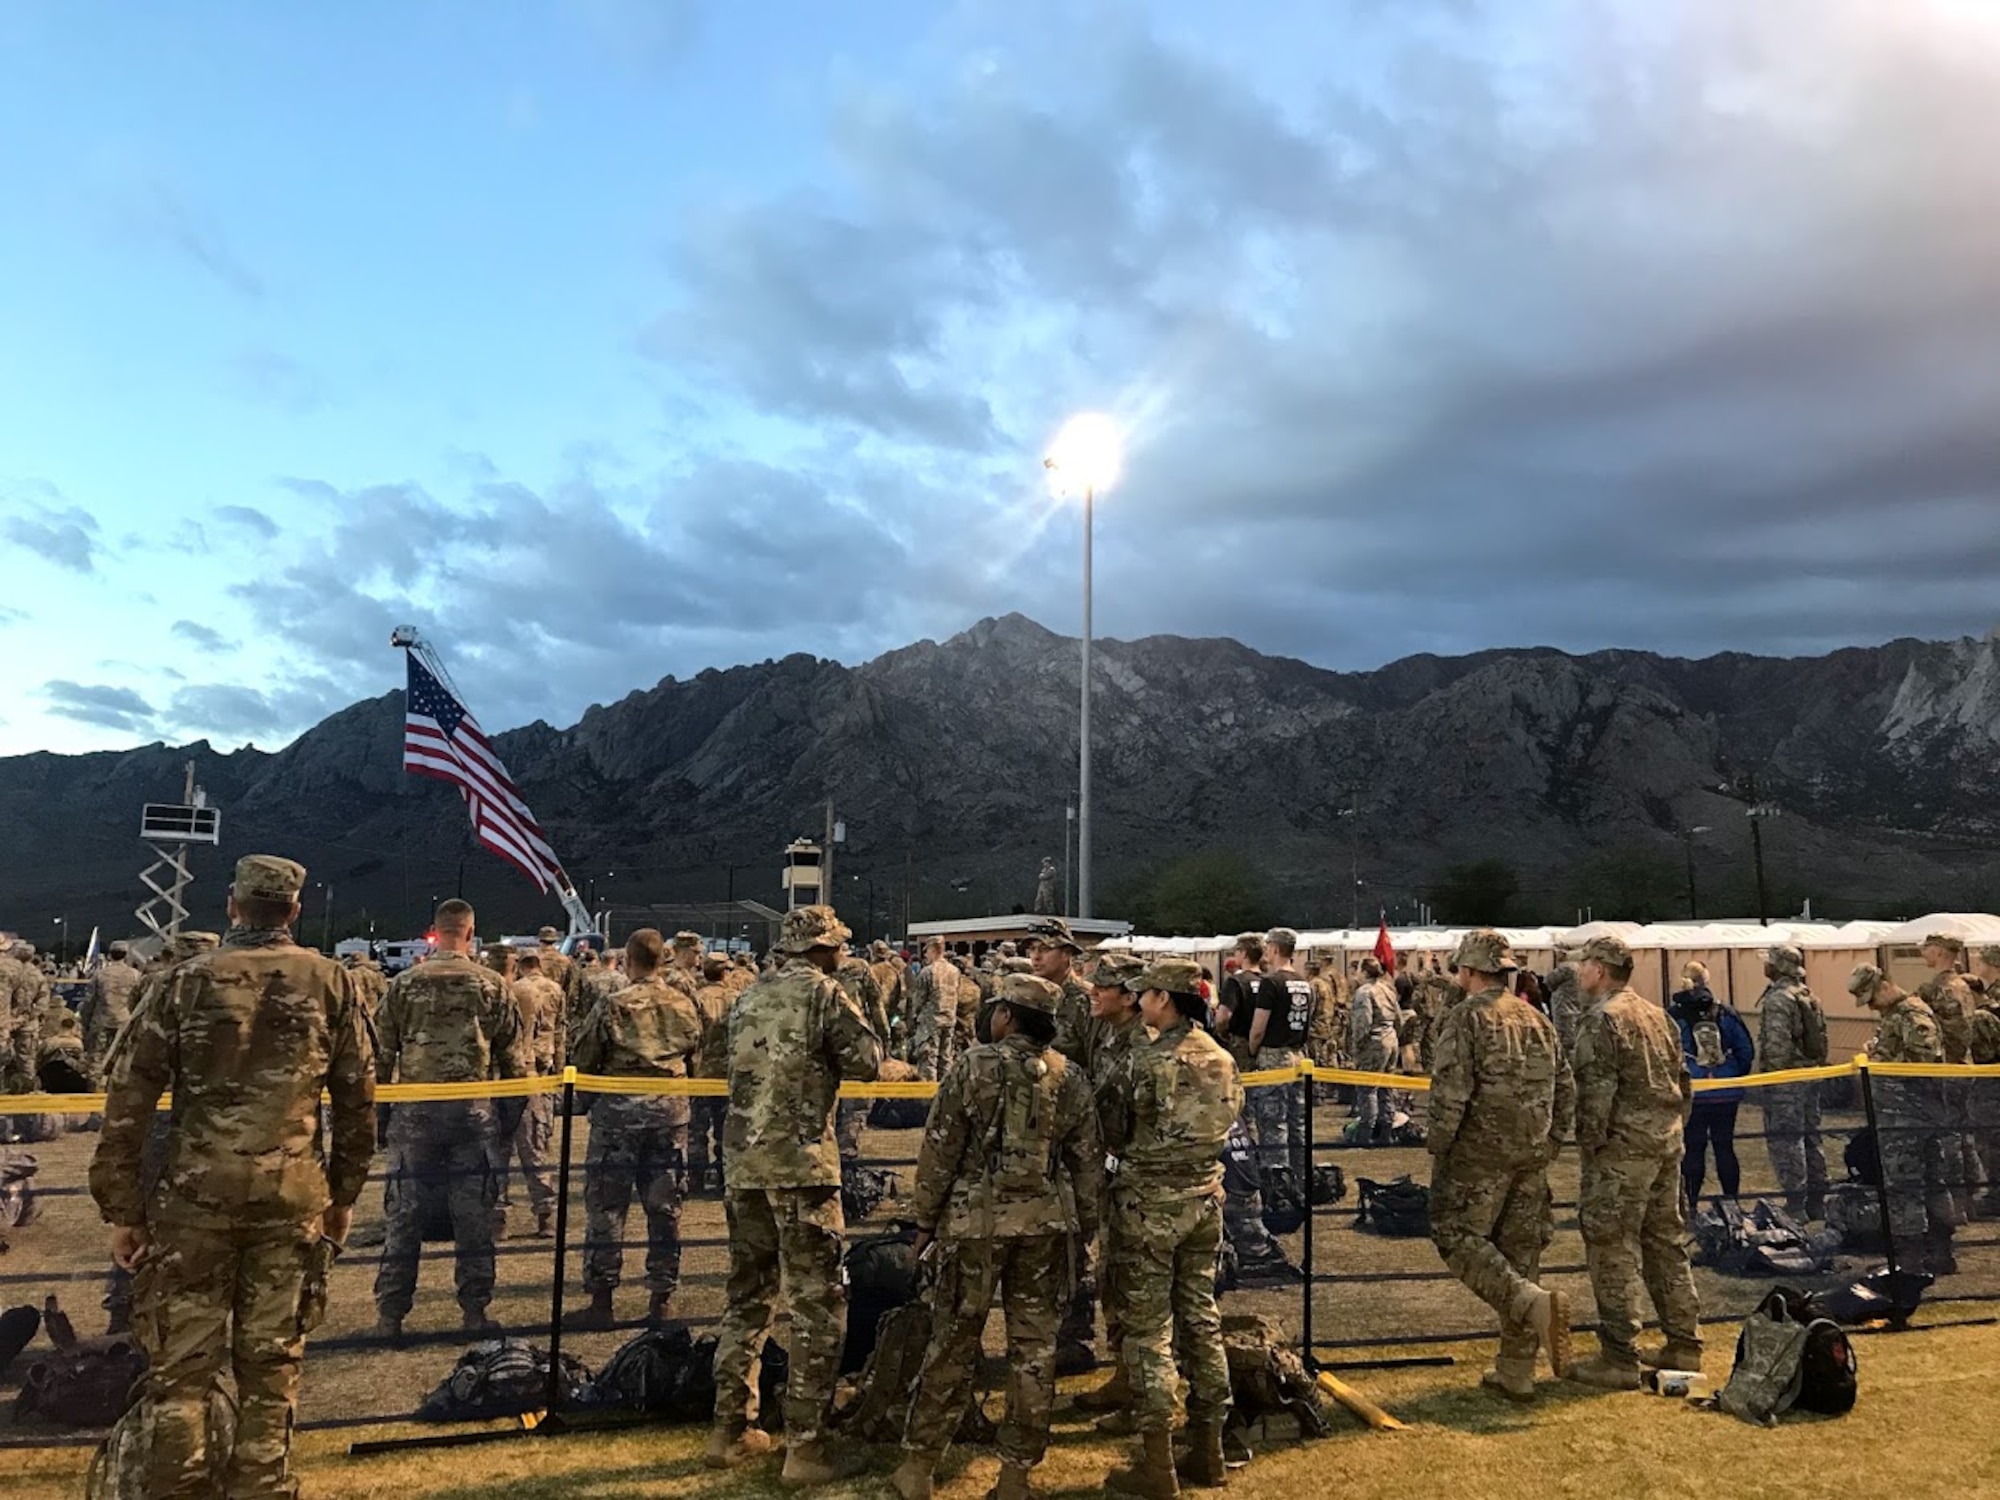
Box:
[8,858,1998,1499]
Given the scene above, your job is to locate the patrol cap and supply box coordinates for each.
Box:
[1848,963,1885,999]
[1765,944,1805,978]
[168,931,221,960]
[1127,958,1204,995]
[998,973,1061,1014]
[1979,944,2000,969]
[1451,929,1518,975]
[780,904,851,954]
[998,955,1033,975]
[671,931,703,951]
[702,952,729,978]
[1090,951,1146,989]
[1027,917,1083,954]
[538,926,561,943]
[1576,935,1632,969]
[109,941,129,959]
[869,939,891,958]
[517,948,542,969]
[1922,933,1965,956]
[233,854,305,903]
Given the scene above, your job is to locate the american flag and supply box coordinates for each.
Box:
[403,654,566,894]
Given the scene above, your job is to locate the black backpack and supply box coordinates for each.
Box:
[867,1097,931,1130]
[1260,1166,1307,1238]
[1355,1176,1430,1237]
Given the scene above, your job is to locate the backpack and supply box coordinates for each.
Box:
[1691,1017,1726,1071]
[414,1339,592,1421]
[1712,1288,1856,1427]
[1844,1130,1880,1187]
[1692,1199,1827,1278]
[0,1151,39,1231]
[0,1303,39,1377]
[1219,1315,1337,1439]
[15,1298,147,1429]
[1797,997,1829,1067]
[841,1166,900,1224]
[584,1326,721,1421]
[1310,1164,1347,1207]
[85,1378,236,1500]
[867,1097,932,1130]
[1260,1165,1307,1238]
[842,1225,921,1373]
[1355,1177,1430,1237]
[831,1299,996,1447]
[1821,1184,1886,1252]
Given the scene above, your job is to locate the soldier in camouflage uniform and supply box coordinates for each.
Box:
[567,928,704,1328]
[1547,949,1586,1053]
[662,930,705,998]
[867,940,902,1044]
[1427,930,1573,1401]
[1304,959,1347,1073]
[2,939,51,1091]
[1026,918,1104,1370]
[1969,945,2000,1217]
[1853,965,1960,1272]
[690,951,735,1193]
[1754,944,1829,1219]
[1918,935,1979,1219]
[79,941,144,1079]
[834,950,892,1174]
[706,905,890,1485]
[373,898,527,1341]
[343,953,389,1030]
[890,975,1103,1500]
[90,856,374,1500]
[1348,957,1401,1144]
[1098,958,1242,1497]
[1566,935,1702,1388]
[908,938,963,1082]
[505,949,563,1237]
[535,925,574,997]
[1073,951,1150,1419]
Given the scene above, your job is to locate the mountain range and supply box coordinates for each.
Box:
[5,614,1999,946]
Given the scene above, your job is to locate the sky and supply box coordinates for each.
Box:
[3,0,1999,758]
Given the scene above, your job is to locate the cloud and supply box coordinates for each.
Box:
[171,620,233,653]
[3,500,101,573]
[226,347,323,413]
[166,680,350,740]
[40,680,157,734]
[125,178,264,299]
[0,606,26,628]
[214,505,280,540]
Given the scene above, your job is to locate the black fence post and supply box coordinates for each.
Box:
[1301,1062,1315,1366]
[545,1071,578,1417]
[1856,1061,1903,1303]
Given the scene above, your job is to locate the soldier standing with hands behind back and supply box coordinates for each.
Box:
[1755,944,1829,1220]
[90,855,375,1500]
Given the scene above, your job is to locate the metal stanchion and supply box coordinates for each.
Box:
[1300,1063,1315,1366]
[1856,1061,1903,1302]
[544,1068,578,1420]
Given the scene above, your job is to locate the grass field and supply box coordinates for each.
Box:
[10,1320,1999,1500]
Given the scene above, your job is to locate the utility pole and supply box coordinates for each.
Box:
[1679,826,1711,920]
[1063,802,1075,919]
[1339,801,1360,928]
[321,883,335,952]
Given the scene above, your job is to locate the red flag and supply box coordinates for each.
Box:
[1372,918,1397,973]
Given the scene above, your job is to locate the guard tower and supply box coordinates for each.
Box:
[782,839,824,912]
[136,761,220,943]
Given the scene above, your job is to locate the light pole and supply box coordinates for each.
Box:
[53,915,67,966]
[1045,412,1123,920]
[1063,802,1075,919]
[1678,826,1711,920]
[1338,804,1360,927]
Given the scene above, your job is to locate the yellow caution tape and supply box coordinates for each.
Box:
[1860,1061,2000,1078]
[1695,1063,1859,1092]
[1303,1062,1431,1092]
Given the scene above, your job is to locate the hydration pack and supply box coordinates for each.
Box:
[1712,1287,1856,1427]
[842,1224,922,1373]
[841,1166,900,1224]
[15,1298,147,1428]
[1219,1315,1337,1439]
[583,1326,720,1421]
[85,1378,235,1500]
[1355,1176,1430,1237]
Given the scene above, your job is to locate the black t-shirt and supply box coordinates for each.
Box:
[1218,972,1260,1040]
[1258,966,1311,1050]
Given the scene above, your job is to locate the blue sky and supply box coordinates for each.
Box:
[4,0,1999,757]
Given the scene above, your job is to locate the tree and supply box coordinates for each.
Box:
[1428,859,1521,925]
[1141,850,1272,937]
[1564,848,1684,922]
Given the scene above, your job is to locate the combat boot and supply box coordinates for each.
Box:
[703,1422,773,1470]
[889,1453,936,1500]
[533,1209,555,1239]
[1927,1225,1959,1276]
[1639,1340,1705,1371]
[1056,1337,1099,1377]
[646,1291,675,1327]
[1480,1356,1536,1403]
[103,1306,131,1338]
[372,1314,405,1349]
[1076,1364,1135,1413]
[780,1437,864,1488]
[562,1288,615,1331]
[1566,1355,1641,1391]
[989,1459,1034,1500]
[1514,1284,1571,1377]
[1173,1419,1227,1489]
[1106,1428,1180,1499]
[461,1307,500,1336]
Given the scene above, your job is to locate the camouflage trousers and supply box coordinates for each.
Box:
[583,1093,689,1296]
[903,1233,1068,1465]
[1973,1079,2000,1203]
[1577,1147,1701,1362]
[499,1091,556,1218]
[836,1099,868,1169]
[909,1022,956,1082]
[1429,1156,1554,1364]
[1112,1181,1231,1429]
[690,1096,727,1185]
[712,1184,847,1441]
[133,1218,315,1500]
[376,1104,500,1319]
[1249,1049,1305,1175]
[1875,1081,1962,1247]
[1760,1084,1827,1209]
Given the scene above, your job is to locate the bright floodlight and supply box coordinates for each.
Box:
[1044,412,1123,497]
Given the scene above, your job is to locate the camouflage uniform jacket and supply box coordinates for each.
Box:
[0,953,27,1069]
[377,951,527,1085]
[571,974,702,1079]
[838,958,893,1047]
[1870,995,1943,1063]
[868,960,901,1019]
[1968,1002,2000,1066]
[1083,1008,1145,1090]
[1572,987,1690,1159]
[1099,1018,1243,1196]
[349,961,389,1020]
[692,980,734,1078]
[1547,963,1585,1051]
[1347,980,1401,1070]
[89,928,375,1229]
[663,962,704,1002]
[1427,986,1573,1168]
[1050,973,1095,1067]
[1306,973,1345,1065]
[723,957,884,1189]
[909,960,961,1050]
[537,943,574,995]
[910,1035,1103,1242]
[1757,978,1827,1071]
[79,959,144,1062]
[4,955,50,1064]
[510,973,565,1073]
[1919,973,1975,1064]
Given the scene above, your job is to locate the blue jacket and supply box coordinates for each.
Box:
[1670,986,1756,1105]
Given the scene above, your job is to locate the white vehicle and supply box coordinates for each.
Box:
[379,938,434,975]
[333,938,374,962]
